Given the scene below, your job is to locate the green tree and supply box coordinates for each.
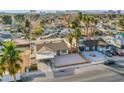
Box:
[107,14,113,25]
[17,19,31,40]
[119,16,124,30]
[30,14,40,21]
[0,60,6,77]
[68,32,74,45]
[70,19,79,29]
[73,28,81,52]
[1,41,22,81]
[14,14,26,23]
[67,32,74,53]
[32,25,44,36]
[77,12,82,21]
[2,15,12,24]
[73,28,81,44]
[82,14,90,36]
[90,16,98,36]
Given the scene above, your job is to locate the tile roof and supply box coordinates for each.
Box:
[83,39,107,46]
[37,40,68,52]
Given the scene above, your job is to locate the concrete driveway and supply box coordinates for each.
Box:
[51,54,88,68]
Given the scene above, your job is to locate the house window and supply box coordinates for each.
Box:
[93,46,95,50]
[121,45,124,49]
[57,51,60,55]
[86,47,89,51]
[61,50,67,53]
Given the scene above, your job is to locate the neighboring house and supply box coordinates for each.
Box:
[0,31,12,42]
[102,36,121,48]
[13,39,30,52]
[79,39,110,52]
[35,40,69,60]
[117,38,124,49]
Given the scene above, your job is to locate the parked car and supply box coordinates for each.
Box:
[109,51,117,56]
[105,51,113,57]
[118,52,124,56]
[116,51,124,56]
[104,60,116,65]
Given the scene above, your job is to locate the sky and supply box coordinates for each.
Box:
[0,10,124,14]
[0,10,30,13]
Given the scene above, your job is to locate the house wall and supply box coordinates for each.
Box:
[20,50,31,74]
[121,45,124,49]
[97,46,106,52]
[81,45,111,52]
[84,46,97,51]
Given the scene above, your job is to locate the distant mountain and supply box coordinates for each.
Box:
[0,10,124,14]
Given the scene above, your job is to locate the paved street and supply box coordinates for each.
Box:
[31,64,124,82]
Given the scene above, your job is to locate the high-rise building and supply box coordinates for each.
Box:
[117,10,121,14]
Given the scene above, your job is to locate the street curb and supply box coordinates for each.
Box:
[101,65,124,75]
[116,63,124,68]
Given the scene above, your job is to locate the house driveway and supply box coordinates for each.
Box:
[82,51,105,62]
[51,54,89,68]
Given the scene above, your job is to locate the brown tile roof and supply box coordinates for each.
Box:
[37,46,53,53]
[98,40,108,46]
[83,39,107,47]
[13,39,30,47]
[37,40,68,52]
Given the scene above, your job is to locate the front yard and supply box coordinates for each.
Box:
[82,51,105,62]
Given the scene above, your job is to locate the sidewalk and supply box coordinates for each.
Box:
[100,64,124,75]
[105,56,124,61]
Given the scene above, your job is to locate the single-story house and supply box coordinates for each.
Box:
[79,39,111,52]
[116,33,124,38]
[0,31,12,42]
[102,36,121,48]
[117,38,124,49]
[36,40,69,60]
[13,39,30,52]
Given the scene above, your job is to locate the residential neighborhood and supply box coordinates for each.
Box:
[0,10,124,82]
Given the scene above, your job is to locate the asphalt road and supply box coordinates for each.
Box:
[40,64,124,82]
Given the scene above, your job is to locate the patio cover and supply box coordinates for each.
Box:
[36,51,56,60]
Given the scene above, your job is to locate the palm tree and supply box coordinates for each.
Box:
[90,16,98,36]
[73,28,81,52]
[107,14,113,25]
[77,12,84,30]
[15,14,31,40]
[77,12,82,21]
[118,16,124,30]
[1,41,22,81]
[0,60,6,77]
[67,32,74,53]
[82,14,90,36]
[14,14,26,23]
[30,14,40,21]
[70,19,79,29]
[63,15,70,28]
[25,19,31,39]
